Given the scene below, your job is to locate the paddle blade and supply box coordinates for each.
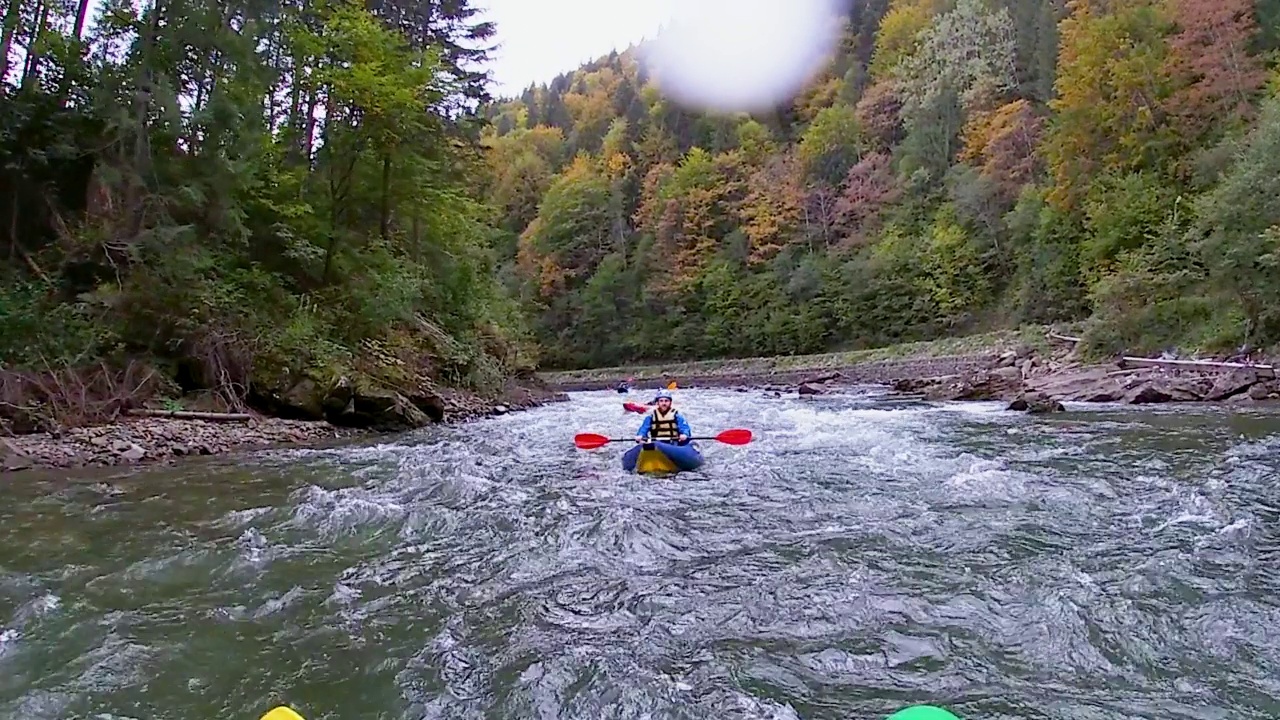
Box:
[623,402,650,414]
[260,708,305,720]
[574,432,612,449]
[667,381,678,389]
[715,428,753,445]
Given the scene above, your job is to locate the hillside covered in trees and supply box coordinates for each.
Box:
[483,0,1280,370]
[0,0,537,429]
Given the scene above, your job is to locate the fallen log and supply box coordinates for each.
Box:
[1046,332,1274,377]
[1116,356,1275,378]
[126,409,254,421]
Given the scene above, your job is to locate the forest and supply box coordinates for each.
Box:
[0,0,537,426]
[2,0,1279,418]
[482,0,1280,370]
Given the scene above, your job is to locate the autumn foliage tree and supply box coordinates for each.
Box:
[1162,0,1269,144]
[835,152,901,244]
[1042,0,1179,209]
[477,0,1280,368]
[959,99,1045,203]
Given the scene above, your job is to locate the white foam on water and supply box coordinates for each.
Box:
[288,483,408,537]
[0,626,18,656]
[233,527,272,566]
[250,585,307,619]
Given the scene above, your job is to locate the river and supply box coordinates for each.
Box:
[2,387,1280,720]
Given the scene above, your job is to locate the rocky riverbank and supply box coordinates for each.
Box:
[551,334,1278,413]
[0,377,568,472]
[897,349,1280,410]
[795,342,1280,411]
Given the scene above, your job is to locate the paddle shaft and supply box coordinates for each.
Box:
[575,428,751,450]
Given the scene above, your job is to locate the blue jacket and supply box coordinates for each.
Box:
[637,410,691,439]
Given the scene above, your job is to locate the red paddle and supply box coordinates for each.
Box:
[574,428,753,450]
[623,402,650,414]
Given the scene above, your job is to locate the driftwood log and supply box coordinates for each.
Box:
[1116,356,1276,377]
[1046,331,1275,378]
[125,409,254,421]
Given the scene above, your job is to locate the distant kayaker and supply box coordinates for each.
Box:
[634,390,690,445]
[615,376,635,393]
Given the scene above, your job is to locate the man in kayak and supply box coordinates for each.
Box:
[635,390,691,445]
[615,376,634,393]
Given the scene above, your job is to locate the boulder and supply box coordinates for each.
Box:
[921,369,1023,402]
[1,438,32,471]
[1024,367,1124,402]
[891,377,936,393]
[1007,391,1065,413]
[993,366,1022,383]
[800,371,843,385]
[282,378,326,419]
[1019,358,1035,378]
[797,383,825,395]
[275,374,446,430]
[1203,369,1258,401]
[327,383,435,430]
[1124,376,1203,404]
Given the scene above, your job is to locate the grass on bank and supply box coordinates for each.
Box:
[538,324,1072,384]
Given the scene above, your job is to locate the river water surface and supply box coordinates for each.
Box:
[3,388,1280,720]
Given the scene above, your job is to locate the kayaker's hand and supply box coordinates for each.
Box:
[677,434,688,443]
[635,435,646,443]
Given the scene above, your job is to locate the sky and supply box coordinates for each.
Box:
[39,0,671,99]
[473,0,679,99]
[42,0,813,109]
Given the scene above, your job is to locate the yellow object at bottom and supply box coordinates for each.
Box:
[260,708,305,720]
[636,447,679,474]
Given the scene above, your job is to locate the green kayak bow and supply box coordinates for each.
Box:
[887,706,961,719]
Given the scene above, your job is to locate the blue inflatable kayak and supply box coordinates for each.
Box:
[621,440,705,474]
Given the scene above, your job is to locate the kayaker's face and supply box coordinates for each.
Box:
[657,398,672,412]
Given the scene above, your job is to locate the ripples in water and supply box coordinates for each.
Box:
[1,389,1280,719]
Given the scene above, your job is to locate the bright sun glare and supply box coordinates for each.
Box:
[641,0,845,114]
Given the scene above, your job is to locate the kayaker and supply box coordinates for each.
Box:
[615,376,634,393]
[634,390,690,445]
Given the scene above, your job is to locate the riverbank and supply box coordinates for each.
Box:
[902,333,1280,411]
[539,327,1053,391]
[12,325,1271,473]
[539,325,1280,411]
[0,378,568,473]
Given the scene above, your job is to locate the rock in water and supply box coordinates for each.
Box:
[1124,376,1203,404]
[1007,391,1065,413]
[1,438,32,471]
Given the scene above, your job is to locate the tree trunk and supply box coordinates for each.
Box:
[0,0,25,82]
[72,0,91,39]
[379,153,392,242]
[125,0,163,240]
[19,0,48,91]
